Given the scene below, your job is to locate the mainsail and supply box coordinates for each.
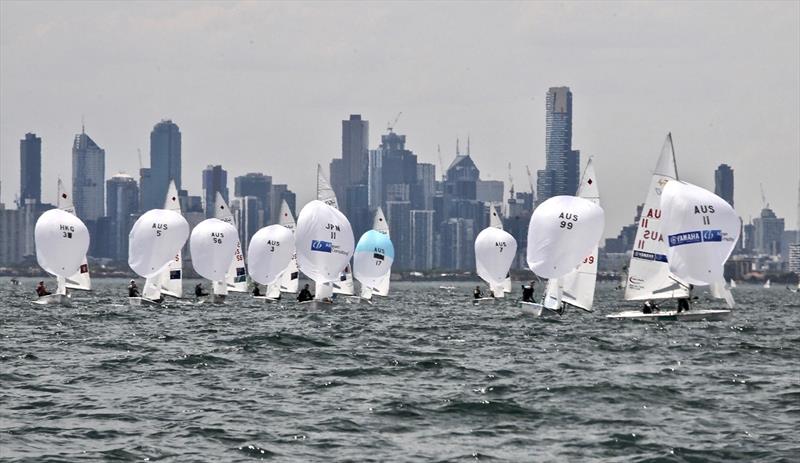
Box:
[316,165,353,295]
[295,200,355,301]
[155,181,184,298]
[277,200,300,293]
[189,218,238,296]
[369,207,391,297]
[543,158,600,311]
[624,134,690,301]
[128,209,190,301]
[57,179,91,291]
[475,205,517,298]
[213,192,248,292]
[660,180,740,308]
[247,224,295,290]
[35,209,91,295]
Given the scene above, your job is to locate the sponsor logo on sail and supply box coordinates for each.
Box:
[311,240,332,253]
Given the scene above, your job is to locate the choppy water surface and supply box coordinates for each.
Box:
[1,279,798,462]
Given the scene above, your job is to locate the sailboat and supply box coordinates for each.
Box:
[128,208,190,305]
[32,209,91,306]
[522,193,605,317]
[353,207,395,303]
[213,193,248,293]
[540,158,601,315]
[608,149,739,321]
[294,199,355,306]
[189,218,238,304]
[788,281,799,293]
[316,165,354,296]
[153,181,184,299]
[57,180,91,292]
[763,279,771,289]
[272,200,300,299]
[474,204,517,304]
[247,224,295,302]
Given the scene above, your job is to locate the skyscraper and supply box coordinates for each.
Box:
[72,128,105,221]
[141,119,181,211]
[106,174,139,260]
[714,164,734,207]
[202,165,228,217]
[753,207,784,255]
[537,87,580,203]
[235,172,272,224]
[20,133,41,205]
[331,115,371,237]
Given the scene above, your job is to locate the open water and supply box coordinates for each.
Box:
[1,279,798,462]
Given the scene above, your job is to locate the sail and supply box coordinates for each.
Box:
[489,204,503,229]
[332,265,355,295]
[277,200,300,293]
[189,218,239,291]
[214,192,248,292]
[556,158,600,311]
[128,209,190,278]
[371,208,391,296]
[526,195,604,280]
[475,226,517,297]
[158,180,184,297]
[35,209,90,278]
[624,134,690,301]
[57,179,91,290]
[295,200,355,299]
[353,230,395,295]
[247,224,295,286]
[317,165,339,209]
[660,181,741,287]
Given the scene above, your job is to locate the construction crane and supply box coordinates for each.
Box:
[507,162,515,196]
[760,183,768,209]
[387,112,402,133]
[525,165,535,194]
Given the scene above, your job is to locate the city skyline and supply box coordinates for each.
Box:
[1,2,798,238]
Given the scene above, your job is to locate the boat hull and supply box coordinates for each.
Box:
[472,297,497,305]
[254,295,281,303]
[32,294,71,307]
[519,301,561,318]
[606,309,731,322]
[128,297,161,306]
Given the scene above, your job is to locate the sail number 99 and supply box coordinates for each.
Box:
[559,221,574,229]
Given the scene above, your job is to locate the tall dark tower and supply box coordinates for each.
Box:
[331,114,371,237]
[20,133,42,204]
[141,119,181,211]
[536,87,579,203]
[714,163,734,207]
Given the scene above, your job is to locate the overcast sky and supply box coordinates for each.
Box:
[1,1,798,237]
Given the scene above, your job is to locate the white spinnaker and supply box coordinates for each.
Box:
[353,230,395,299]
[56,179,92,291]
[35,209,90,295]
[277,200,300,293]
[295,200,355,300]
[214,192,248,292]
[660,181,740,307]
[368,207,391,297]
[487,205,511,293]
[189,218,238,294]
[156,181,184,297]
[128,209,190,282]
[247,225,295,286]
[544,158,601,311]
[475,226,517,298]
[624,134,689,301]
[526,195,605,280]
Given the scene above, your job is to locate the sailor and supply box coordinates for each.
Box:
[473,286,483,299]
[521,281,535,302]
[36,281,51,297]
[642,300,656,314]
[677,285,694,313]
[252,284,262,297]
[297,284,314,302]
[128,280,140,297]
[195,283,209,297]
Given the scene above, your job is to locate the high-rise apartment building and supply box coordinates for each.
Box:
[72,129,105,221]
[141,119,181,211]
[537,87,580,202]
[331,115,371,237]
[714,164,734,207]
[202,165,228,217]
[20,133,41,205]
[753,207,784,255]
[106,174,139,261]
